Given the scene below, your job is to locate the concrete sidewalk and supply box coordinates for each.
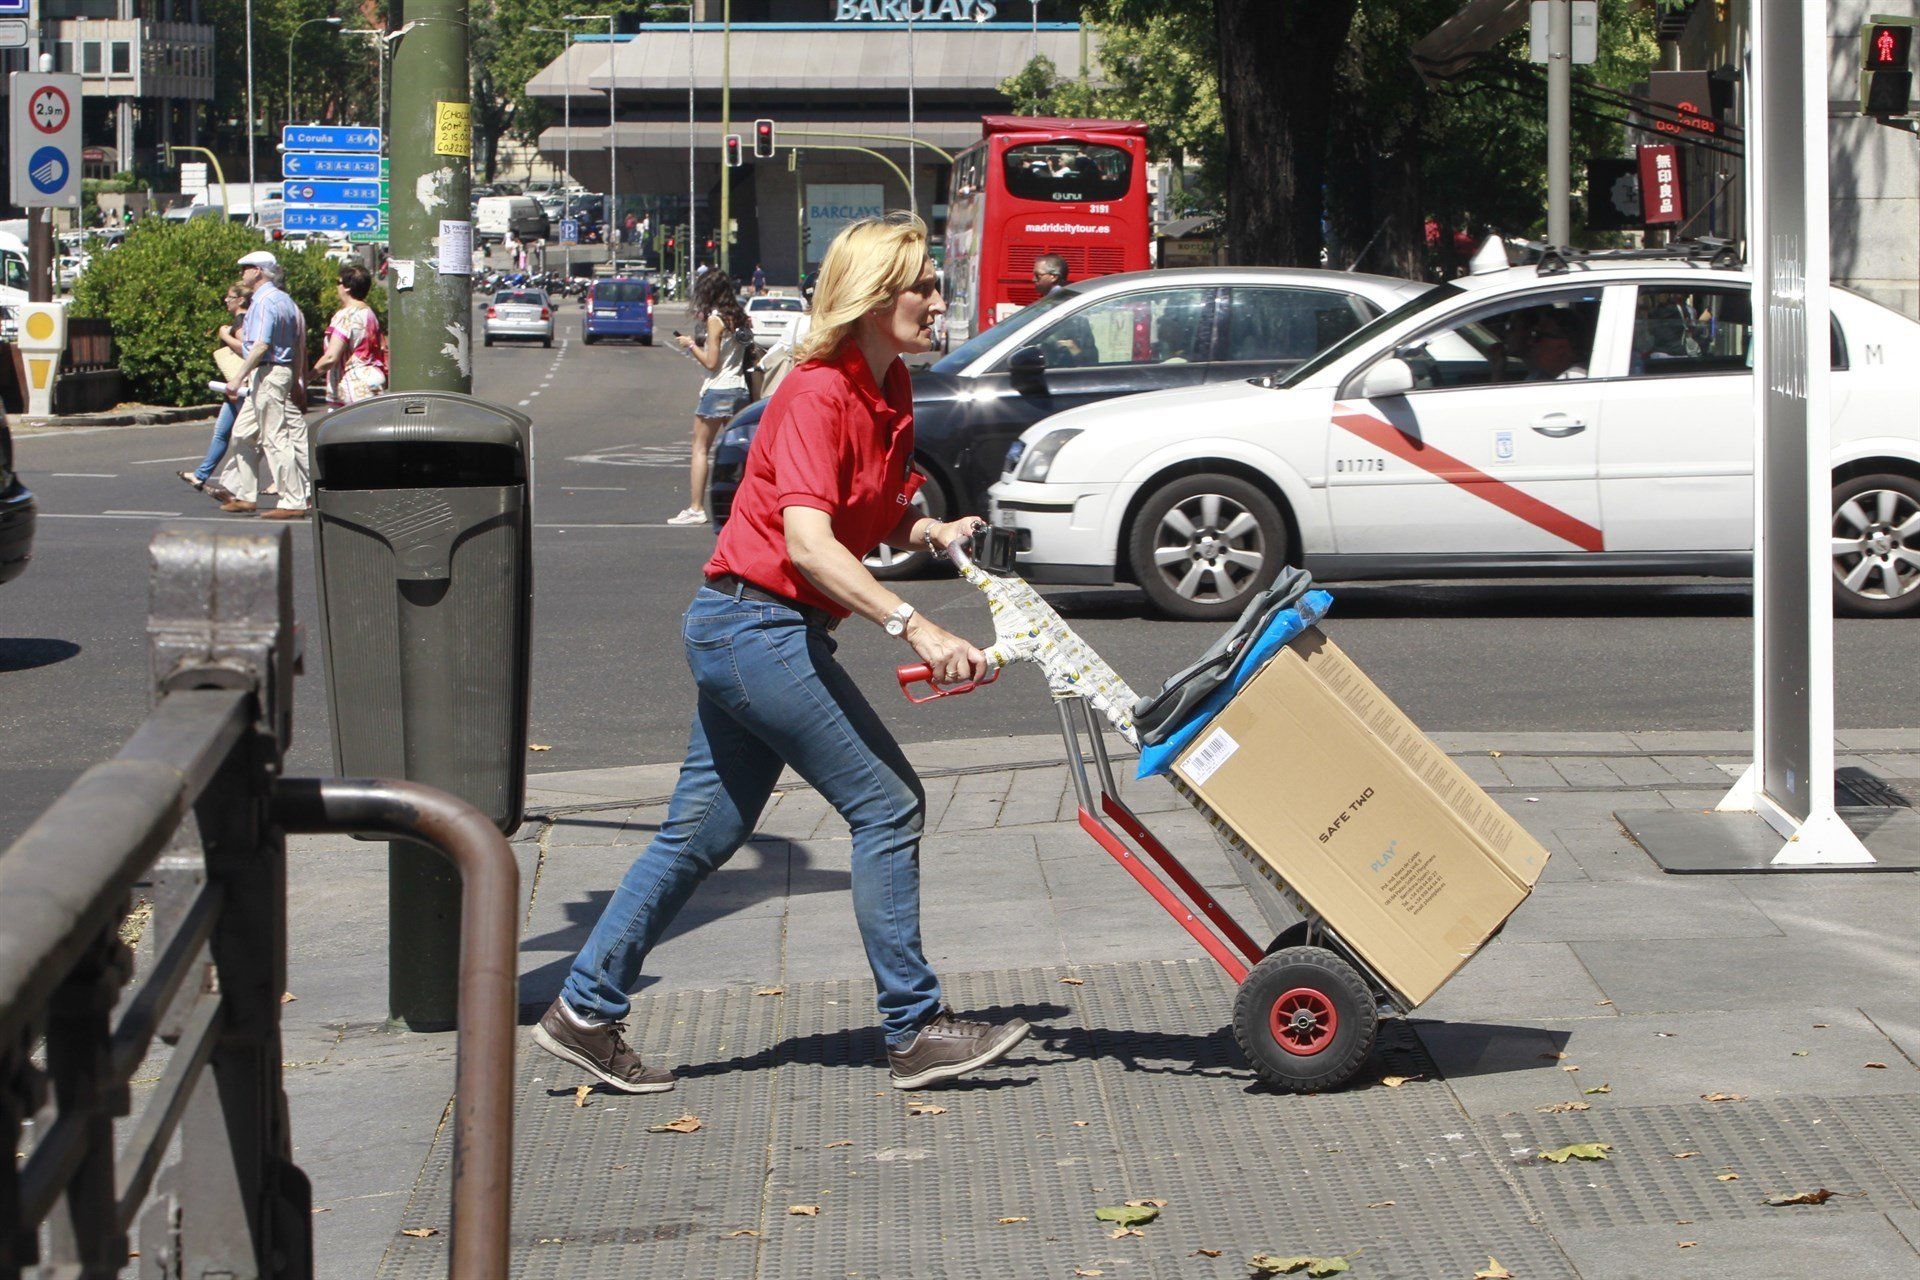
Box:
[278,729,1920,1278]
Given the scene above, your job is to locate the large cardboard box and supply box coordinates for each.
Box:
[1173,629,1550,1006]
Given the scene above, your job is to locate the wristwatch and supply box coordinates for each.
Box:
[884,602,916,637]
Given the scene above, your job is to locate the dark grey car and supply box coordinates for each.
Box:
[707,266,1425,576]
[0,416,35,585]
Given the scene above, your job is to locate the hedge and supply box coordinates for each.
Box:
[70,217,386,407]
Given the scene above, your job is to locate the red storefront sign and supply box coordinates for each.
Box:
[1637,143,1684,225]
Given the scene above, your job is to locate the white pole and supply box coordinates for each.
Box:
[688,6,696,281]
[1029,0,1038,62]
[245,0,256,218]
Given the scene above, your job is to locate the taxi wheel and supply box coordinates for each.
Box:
[865,467,945,580]
[1128,473,1286,621]
[1832,473,1920,617]
[583,332,597,345]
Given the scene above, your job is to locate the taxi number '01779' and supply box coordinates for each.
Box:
[1333,458,1387,473]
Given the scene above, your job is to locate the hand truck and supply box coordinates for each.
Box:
[896,534,1410,1093]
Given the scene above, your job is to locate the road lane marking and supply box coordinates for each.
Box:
[51,472,118,478]
[103,509,181,516]
[535,522,699,529]
[517,398,533,406]
[558,486,627,491]
[41,513,310,525]
[132,455,208,465]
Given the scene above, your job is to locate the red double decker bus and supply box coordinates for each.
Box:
[943,115,1151,346]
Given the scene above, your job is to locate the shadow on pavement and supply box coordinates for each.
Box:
[0,637,81,673]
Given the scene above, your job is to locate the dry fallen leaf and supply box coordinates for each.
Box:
[311,1207,332,1214]
[907,1103,947,1117]
[1678,1241,1698,1249]
[754,986,786,997]
[787,1205,820,1216]
[281,992,297,1004]
[401,1228,439,1239]
[997,1216,1028,1225]
[1059,976,1086,985]
[825,1140,852,1149]
[1538,1101,1590,1114]
[1249,1254,1351,1276]
[1596,999,1614,1007]
[1125,1198,1169,1209]
[1108,1227,1144,1239]
[1540,1142,1612,1163]
[1474,1258,1515,1280]
[1489,750,1503,757]
[1814,1023,1830,1029]
[1192,1248,1223,1258]
[1366,1200,1395,1209]
[1865,1062,1889,1069]
[1381,1075,1417,1089]
[1766,1189,1837,1206]
[1561,1063,1580,1073]
[724,1229,759,1238]
[1673,1151,1700,1160]
[537,1237,564,1244]
[1716,1173,1740,1182]
[1701,1092,1746,1102]
[1792,1050,1809,1057]
[1073,1270,1104,1278]
[1072,1120,1090,1128]
[529,743,552,752]
[1584,1084,1612,1095]
[1540,1051,1569,1060]
[573,1085,593,1108]
[649,1114,703,1134]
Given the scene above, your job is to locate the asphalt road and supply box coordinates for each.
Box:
[3,298,1913,846]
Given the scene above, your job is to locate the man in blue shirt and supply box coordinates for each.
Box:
[213,250,309,518]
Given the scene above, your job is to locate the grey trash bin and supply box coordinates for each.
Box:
[310,391,533,1028]
[311,391,534,831]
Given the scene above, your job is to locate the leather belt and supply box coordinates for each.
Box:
[706,573,841,631]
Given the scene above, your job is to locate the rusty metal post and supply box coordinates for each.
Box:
[273,777,517,1280]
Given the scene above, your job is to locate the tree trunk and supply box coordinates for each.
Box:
[1215,0,1357,266]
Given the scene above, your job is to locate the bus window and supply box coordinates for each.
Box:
[1002,142,1131,202]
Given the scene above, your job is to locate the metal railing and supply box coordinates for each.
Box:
[0,525,517,1279]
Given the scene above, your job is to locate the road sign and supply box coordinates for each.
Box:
[284,206,387,234]
[0,21,27,49]
[281,124,382,153]
[181,161,209,200]
[0,0,29,15]
[283,178,384,207]
[348,231,388,244]
[282,152,385,179]
[10,73,81,208]
[559,217,580,244]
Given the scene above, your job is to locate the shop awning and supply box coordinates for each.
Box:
[1410,0,1530,83]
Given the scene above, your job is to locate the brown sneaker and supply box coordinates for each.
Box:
[887,1007,1031,1090]
[531,998,675,1094]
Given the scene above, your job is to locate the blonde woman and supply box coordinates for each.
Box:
[536,213,1029,1095]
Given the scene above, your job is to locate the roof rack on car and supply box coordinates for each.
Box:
[1502,236,1743,275]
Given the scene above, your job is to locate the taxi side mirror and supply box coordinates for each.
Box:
[1357,356,1415,399]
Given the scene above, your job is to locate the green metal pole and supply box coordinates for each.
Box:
[385,0,473,1030]
[719,0,731,275]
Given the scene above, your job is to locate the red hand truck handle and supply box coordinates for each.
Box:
[896,662,1000,704]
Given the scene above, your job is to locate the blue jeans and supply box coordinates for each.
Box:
[193,398,238,483]
[562,587,943,1047]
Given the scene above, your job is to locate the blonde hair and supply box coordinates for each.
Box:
[796,211,930,364]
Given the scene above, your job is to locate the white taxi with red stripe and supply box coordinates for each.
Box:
[988,250,1920,619]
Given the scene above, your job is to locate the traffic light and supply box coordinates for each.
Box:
[1862,17,1914,117]
[725,133,743,167]
[753,118,775,158]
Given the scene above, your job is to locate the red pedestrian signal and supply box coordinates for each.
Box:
[753,118,775,159]
[1863,19,1915,116]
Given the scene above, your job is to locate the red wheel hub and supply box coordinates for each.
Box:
[1269,986,1338,1056]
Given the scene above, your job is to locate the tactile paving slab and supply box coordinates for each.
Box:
[373,959,1920,1278]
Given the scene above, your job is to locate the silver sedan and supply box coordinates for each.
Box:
[484,289,554,347]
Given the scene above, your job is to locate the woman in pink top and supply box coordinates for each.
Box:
[312,264,388,404]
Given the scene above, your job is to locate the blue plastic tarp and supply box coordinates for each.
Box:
[1135,589,1334,780]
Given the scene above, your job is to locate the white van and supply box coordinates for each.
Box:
[476,195,545,245]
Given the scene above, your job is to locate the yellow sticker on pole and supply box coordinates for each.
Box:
[433,101,471,158]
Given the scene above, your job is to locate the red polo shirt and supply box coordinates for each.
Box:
[705,342,923,617]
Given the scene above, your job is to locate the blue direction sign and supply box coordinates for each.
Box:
[284,206,387,234]
[282,125,381,153]
[283,179,383,207]
[283,152,383,179]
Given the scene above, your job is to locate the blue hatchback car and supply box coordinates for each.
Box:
[582,277,654,345]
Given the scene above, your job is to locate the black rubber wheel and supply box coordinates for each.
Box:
[1232,946,1377,1093]
[641,333,654,347]
[543,336,553,348]
[1128,472,1287,620]
[1831,472,1920,618]
[483,333,494,347]
[582,332,597,345]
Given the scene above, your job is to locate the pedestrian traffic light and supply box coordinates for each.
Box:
[753,118,775,158]
[725,133,743,167]
[1862,16,1915,117]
